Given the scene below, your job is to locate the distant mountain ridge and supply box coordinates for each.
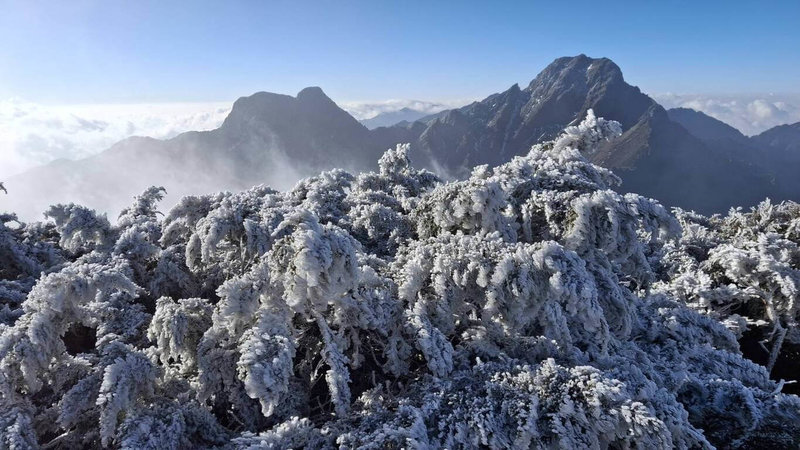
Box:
[360,107,431,129]
[665,107,800,202]
[753,122,800,157]
[4,87,413,220]
[5,55,800,220]
[666,107,749,145]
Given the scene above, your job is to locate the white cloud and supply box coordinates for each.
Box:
[0,97,473,180]
[339,98,471,121]
[0,99,231,179]
[651,93,800,136]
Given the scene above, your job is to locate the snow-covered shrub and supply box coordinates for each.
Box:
[655,199,800,393]
[0,214,64,328]
[0,110,798,448]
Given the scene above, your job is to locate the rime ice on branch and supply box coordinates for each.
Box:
[1,111,799,449]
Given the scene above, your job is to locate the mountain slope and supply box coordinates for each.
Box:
[752,122,800,157]
[5,56,796,220]
[667,107,749,144]
[749,122,800,199]
[406,55,777,212]
[664,109,800,204]
[4,87,393,220]
[410,56,656,172]
[598,106,771,212]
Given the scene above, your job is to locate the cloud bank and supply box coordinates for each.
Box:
[0,99,231,179]
[652,93,800,136]
[340,99,471,121]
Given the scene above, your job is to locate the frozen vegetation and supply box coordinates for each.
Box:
[1,111,799,449]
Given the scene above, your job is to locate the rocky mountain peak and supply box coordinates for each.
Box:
[296,85,327,99]
[221,87,363,135]
[526,55,623,94]
[296,86,339,108]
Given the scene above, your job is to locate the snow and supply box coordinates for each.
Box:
[1,111,799,448]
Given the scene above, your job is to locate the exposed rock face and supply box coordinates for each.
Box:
[407,55,780,213]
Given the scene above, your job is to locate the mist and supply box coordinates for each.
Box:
[2,130,314,223]
[340,99,471,121]
[0,99,231,180]
[0,91,407,223]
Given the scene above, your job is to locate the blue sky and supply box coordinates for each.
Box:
[0,0,798,104]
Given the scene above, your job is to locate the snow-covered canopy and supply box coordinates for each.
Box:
[1,111,798,449]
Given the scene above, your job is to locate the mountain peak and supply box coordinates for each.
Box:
[549,53,593,66]
[297,86,329,101]
[228,90,291,113]
[222,86,350,133]
[527,55,622,92]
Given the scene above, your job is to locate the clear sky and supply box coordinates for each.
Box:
[0,0,798,104]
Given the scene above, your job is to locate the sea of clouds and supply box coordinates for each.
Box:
[0,99,231,179]
[652,93,800,136]
[339,99,470,121]
[4,93,797,183]
[0,98,474,180]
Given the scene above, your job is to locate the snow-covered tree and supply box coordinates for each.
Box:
[655,199,800,388]
[1,110,799,449]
